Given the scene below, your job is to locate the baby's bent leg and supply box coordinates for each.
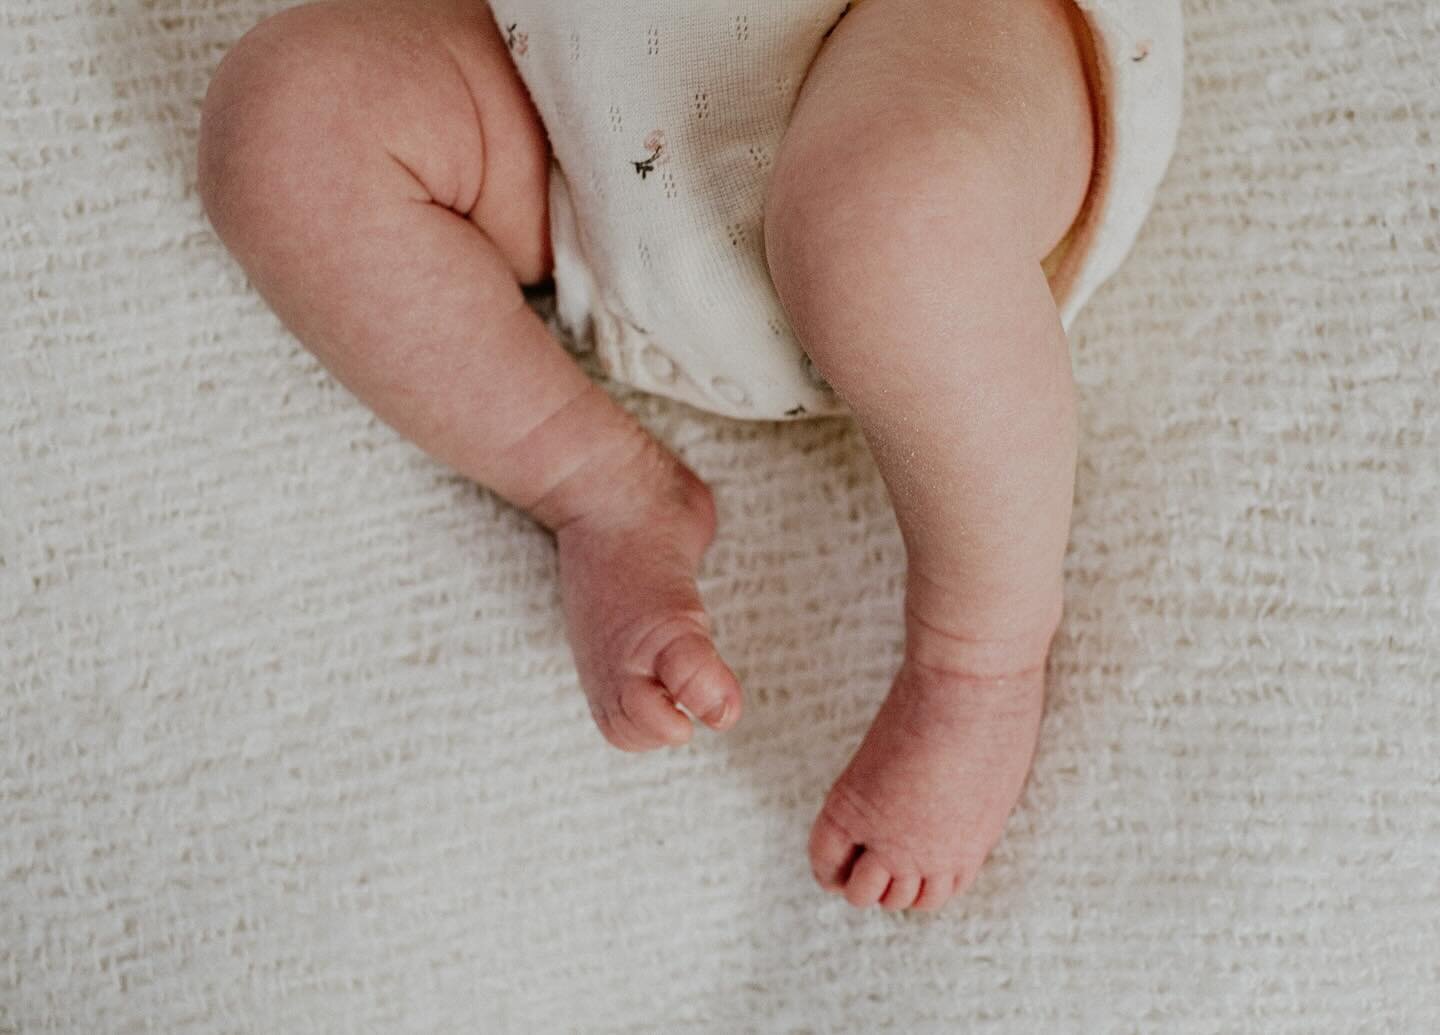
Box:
[765,0,1094,909]
[199,0,741,748]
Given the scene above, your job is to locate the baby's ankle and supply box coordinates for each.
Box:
[546,431,716,550]
[902,568,1061,683]
[509,384,710,541]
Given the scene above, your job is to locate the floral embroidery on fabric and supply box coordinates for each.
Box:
[631,130,669,179]
[505,23,528,55]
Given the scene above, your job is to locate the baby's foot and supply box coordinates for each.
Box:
[808,616,1048,911]
[552,435,743,752]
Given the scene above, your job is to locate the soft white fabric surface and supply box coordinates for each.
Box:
[2,0,1438,1031]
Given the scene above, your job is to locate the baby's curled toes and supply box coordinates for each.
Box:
[553,466,743,753]
[586,612,741,752]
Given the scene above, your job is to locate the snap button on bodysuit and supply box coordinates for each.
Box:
[710,376,750,407]
[641,343,679,384]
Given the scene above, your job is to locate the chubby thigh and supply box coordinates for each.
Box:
[777,0,1096,272]
[200,0,554,290]
[198,0,608,506]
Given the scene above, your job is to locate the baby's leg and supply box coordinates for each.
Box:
[765,0,1095,909]
[198,0,741,749]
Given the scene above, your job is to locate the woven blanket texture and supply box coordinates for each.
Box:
[2,0,1438,1031]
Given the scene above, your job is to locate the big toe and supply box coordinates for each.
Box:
[843,851,894,909]
[653,628,743,731]
[808,810,861,893]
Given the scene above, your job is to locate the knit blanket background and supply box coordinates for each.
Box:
[3,0,1437,1030]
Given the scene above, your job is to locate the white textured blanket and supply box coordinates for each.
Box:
[2,0,1437,1031]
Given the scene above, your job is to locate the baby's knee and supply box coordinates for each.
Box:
[768,124,1017,288]
[197,3,394,245]
[764,120,1022,339]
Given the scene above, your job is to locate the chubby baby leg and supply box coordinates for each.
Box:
[765,0,1095,909]
[198,0,741,749]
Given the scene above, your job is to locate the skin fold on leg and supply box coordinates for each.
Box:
[765,0,1095,910]
[197,0,742,752]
